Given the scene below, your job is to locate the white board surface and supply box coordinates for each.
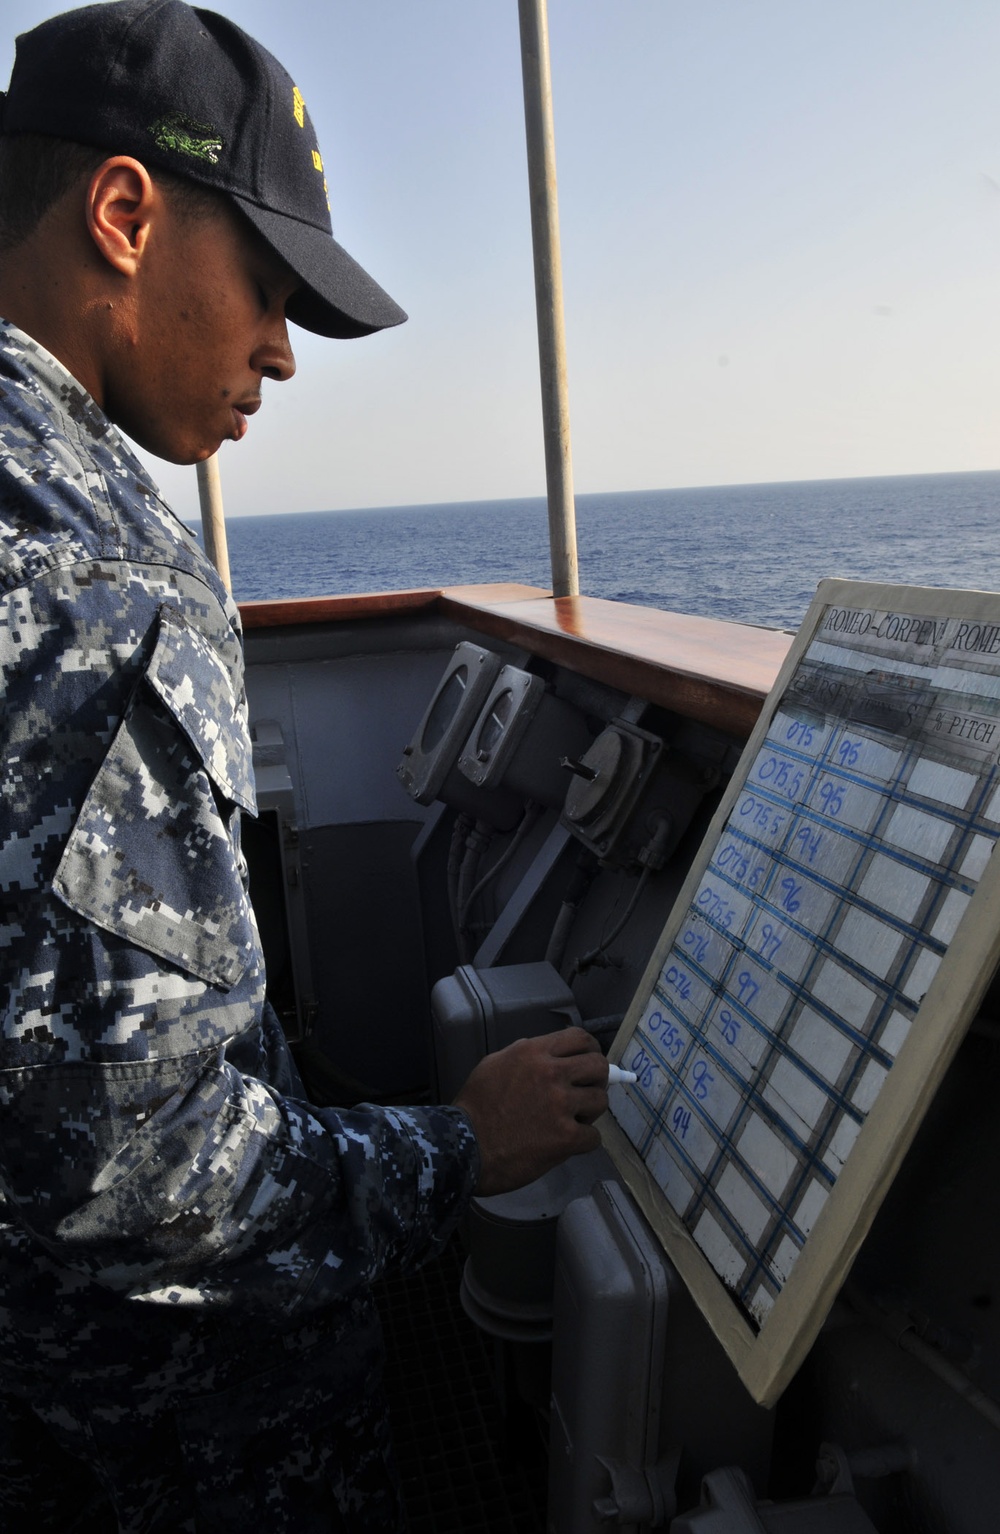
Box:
[602,579,1000,1405]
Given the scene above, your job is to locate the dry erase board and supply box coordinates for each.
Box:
[602,578,1000,1406]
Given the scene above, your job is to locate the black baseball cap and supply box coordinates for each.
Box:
[0,0,407,338]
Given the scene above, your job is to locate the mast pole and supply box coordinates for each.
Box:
[517,0,579,598]
[196,452,233,595]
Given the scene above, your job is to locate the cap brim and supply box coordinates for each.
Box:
[234,196,407,339]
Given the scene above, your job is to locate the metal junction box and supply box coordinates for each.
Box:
[561,717,714,869]
[458,664,593,807]
[396,641,522,826]
[397,641,503,803]
[549,1181,772,1533]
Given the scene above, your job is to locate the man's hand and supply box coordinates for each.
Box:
[454,1028,610,1197]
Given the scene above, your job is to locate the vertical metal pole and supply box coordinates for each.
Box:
[518,0,579,598]
[196,452,232,595]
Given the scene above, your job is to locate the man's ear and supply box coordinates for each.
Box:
[85,156,156,276]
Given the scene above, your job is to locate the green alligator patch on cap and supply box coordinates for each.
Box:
[150,115,223,165]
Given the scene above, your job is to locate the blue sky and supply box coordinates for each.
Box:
[4,1,1000,522]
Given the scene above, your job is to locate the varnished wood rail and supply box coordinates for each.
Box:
[241,583,793,737]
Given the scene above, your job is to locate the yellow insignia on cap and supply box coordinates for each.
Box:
[292,86,305,128]
[312,150,323,171]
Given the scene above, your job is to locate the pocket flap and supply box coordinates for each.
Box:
[146,606,256,814]
[52,607,259,991]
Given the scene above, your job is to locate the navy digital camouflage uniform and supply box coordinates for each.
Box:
[0,319,480,1532]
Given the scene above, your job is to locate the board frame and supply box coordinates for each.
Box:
[602,577,1000,1407]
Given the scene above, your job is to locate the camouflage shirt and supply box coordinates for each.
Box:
[0,321,478,1394]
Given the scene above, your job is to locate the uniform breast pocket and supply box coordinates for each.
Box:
[53,605,259,989]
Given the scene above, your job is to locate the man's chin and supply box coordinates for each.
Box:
[126,434,225,468]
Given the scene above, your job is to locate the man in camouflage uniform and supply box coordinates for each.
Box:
[0,4,609,1530]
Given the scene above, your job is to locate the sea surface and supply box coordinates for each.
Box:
[215,470,1000,633]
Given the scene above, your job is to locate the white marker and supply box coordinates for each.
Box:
[607,1063,638,1085]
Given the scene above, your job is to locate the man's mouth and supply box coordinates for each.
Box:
[231,398,261,442]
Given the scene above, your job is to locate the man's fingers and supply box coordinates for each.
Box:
[541,1025,602,1059]
[567,1053,612,1089]
[454,1028,615,1196]
[572,1084,611,1125]
[567,1120,602,1155]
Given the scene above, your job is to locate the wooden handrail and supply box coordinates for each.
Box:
[239,583,793,737]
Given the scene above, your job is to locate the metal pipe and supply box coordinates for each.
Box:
[517,0,579,598]
[196,452,232,594]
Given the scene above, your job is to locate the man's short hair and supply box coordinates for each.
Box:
[0,133,221,253]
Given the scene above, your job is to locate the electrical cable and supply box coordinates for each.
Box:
[571,863,653,977]
[545,849,599,974]
[458,802,543,939]
[447,812,474,952]
[581,1013,625,1044]
[456,818,493,961]
[570,814,672,977]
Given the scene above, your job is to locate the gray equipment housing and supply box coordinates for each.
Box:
[549,1180,773,1532]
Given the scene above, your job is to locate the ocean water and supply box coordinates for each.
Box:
[217,470,1000,633]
